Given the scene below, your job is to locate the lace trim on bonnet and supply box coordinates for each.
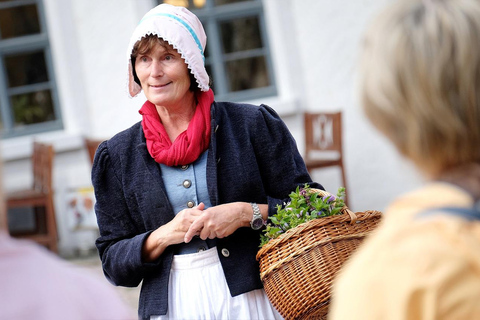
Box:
[126,4,210,98]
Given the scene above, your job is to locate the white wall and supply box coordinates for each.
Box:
[69,0,153,138]
[2,0,426,256]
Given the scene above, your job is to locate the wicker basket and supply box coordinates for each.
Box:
[256,189,382,319]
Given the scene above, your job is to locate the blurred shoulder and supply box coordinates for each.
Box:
[330,215,480,319]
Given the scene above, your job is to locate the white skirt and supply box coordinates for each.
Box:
[151,247,282,320]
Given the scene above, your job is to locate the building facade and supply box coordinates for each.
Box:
[1,0,423,256]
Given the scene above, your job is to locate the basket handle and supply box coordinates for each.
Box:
[344,208,358,224]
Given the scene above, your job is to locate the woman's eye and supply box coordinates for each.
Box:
[141,56,148,62]
[165,55,173,61]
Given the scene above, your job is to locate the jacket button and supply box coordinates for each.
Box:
[183,180,192,188]
[197,246,206,252]
[187,201,195,208]
[221,248,230,257]
[181,165,189,170]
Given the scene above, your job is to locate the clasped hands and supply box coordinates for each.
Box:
[176,202,247,244]
[142,202,251,262]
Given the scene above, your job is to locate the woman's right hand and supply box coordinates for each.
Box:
[141,203,205,262]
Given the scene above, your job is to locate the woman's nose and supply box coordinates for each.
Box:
[150,60,164,77]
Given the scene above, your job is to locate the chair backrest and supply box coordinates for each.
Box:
[304,112,343,156]
[85,138,102,164]
[32,142,54,194]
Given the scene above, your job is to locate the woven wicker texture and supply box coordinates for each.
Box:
[256,189,382,319]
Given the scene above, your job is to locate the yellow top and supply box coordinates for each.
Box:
[328,182,480,320]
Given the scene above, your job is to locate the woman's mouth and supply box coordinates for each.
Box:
[151,82,172,88]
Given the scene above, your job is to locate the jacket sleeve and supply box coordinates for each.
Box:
[92,141,161,287]
[253,105,324,216]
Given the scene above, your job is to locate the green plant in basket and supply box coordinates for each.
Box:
[260,185,346,247]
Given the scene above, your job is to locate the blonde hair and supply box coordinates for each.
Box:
[360,0,480,178]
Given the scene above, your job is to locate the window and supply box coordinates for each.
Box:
[0,0,62,138]
[158,0,276,102]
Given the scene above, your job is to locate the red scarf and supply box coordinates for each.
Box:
[139,89,214,166]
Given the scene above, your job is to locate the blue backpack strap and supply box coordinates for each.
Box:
[417,205,480,221]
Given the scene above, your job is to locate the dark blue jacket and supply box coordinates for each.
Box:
[92,101,323,319]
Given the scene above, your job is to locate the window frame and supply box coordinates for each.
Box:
[0,0,63,138]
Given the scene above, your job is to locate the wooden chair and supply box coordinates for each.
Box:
[304,112,348,206]
[85,138,103,164]
[6,142,58,252]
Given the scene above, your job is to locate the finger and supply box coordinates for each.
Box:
[185,203,205,220]
[199,227,209,240]
[199,224,216,240]
[208,232,216,239]
[195,202,205,211]
[184,219,204,243]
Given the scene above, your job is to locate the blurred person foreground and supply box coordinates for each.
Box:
[329,0,480,319]
[0,167,135,319]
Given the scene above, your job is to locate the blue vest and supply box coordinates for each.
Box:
[159,150,215,254]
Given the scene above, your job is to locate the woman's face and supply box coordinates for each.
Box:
[134,43,192,108]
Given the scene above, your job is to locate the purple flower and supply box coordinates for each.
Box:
[323,195,336,203]
[296,210,305,218]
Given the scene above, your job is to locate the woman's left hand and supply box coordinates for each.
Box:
[184,202,253,243]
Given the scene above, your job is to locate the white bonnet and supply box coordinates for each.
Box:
[126,4,209,97]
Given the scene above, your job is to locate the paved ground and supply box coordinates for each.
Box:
[68,254,140,315]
